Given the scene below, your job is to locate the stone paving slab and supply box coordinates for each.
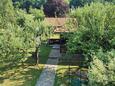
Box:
[35,45,61,86]
[35,59,58,86]
[49,49,61,58]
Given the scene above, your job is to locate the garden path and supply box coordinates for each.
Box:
[35,44,61,86]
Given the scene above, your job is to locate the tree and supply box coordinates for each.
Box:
[69,0,115,8]
[16,9,51,64]
[0,0,16,26]
[0,0,51,65]
[29,8,45,20]
[67,2,115,63]
[12,0,47,12]
[67,2,115,85]
[22,0,33,12]
[33,0,46,9]
[69,3,115,53]
[0,0,23,63]
[43,0,69,17]
[70,0,92,8]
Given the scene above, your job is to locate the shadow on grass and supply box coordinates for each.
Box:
[0,44,51,86]
[0,55,45,86]
[54,53,88,86]
[0,61,43,86]
[54,66,88,86]
[9,67,43,86]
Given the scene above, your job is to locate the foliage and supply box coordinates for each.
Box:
[15,9,51,63]
[0,0,22,62]
[12,0,46,12]
[12,0,115,12]
[0,0,51,64]
[68,2,115,56]
[0,0,16,25]
[64,0,71,4]
[67,2,115,86]
[69,0,115,8]
[29,8,45,20]
[43,0,69,17]
[70,0,91,8]
[88,50,115,86]
[0,44,51,86]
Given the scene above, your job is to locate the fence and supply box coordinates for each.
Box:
[57,54,88,86]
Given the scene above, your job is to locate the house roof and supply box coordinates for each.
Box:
[44,18,68,27]
[44,17,77,33]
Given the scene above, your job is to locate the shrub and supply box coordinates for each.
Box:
[88,50,115,86]
[67,2,115,59]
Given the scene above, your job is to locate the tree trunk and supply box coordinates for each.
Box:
[32,46,39,64]
[35,46,39,64]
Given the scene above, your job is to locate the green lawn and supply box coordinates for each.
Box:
[0,44,51,86]
[39,44,51,64]
[54,57,88,86]
[54,65,79,86]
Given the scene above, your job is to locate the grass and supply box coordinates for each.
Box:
[49,34,60,39]
[0,65,43,86]
[0,44,51,86]
[54,56,88,86]
[54,65,79,86]
[39,44,51,64]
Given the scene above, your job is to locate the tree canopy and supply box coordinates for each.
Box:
[0,0,51,64]
[67,3,115,85]
[70,0,115,8]
[12,0,46,12]
[43,0,69,17]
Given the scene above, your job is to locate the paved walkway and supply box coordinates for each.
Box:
[35,44,61,86]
